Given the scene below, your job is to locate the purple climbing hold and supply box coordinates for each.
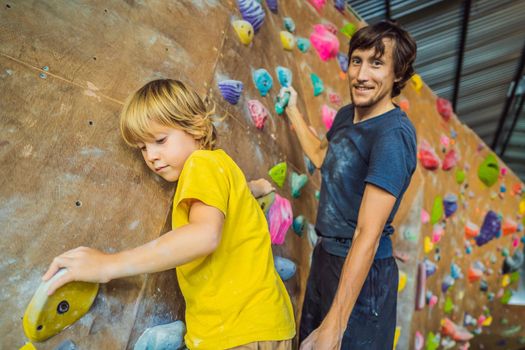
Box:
[336,52,349,73]
[443,194,458,218]
[237,0,266,32]
[334,0,346,11]
[424,258,437,278]
[266,0,278,12]
[475,210,502,246]
[442,274,455,293]
[218,80,243,105]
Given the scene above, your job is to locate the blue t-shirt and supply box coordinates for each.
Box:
[316,104,417,259]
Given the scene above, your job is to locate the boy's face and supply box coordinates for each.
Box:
[348,38,399,110]
[136,121,200,182]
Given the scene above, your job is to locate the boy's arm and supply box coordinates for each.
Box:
[300,184,396,350]
[43,200,224,295]
[283,87,328,168]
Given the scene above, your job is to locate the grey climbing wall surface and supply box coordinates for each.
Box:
[1,1,525,349]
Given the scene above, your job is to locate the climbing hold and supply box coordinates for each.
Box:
[444,296,454,314]
[296,37,310,52]
[247,100,269,130]
[134,320,186,350]
[502,249,524,274]
[274,256,296,281]
[478,153,500,187]
[39,72,47,79]
[340,22,357,38]
[237,0,265,32]
[450,263,463,280]
[321,104,336,131]
[443,194,458,218]
[464,221,479,238]
[418,140,441,170]
[329,92,342,106]
[310,73,324,96]
[290,172,308,198]
[218,80,243,105]
[293,215,305,236]
[421,209,430,224]
[232,20,254,45]
[274,91,290,115]
[253,68,273,97]
[267,194,292,245]
[442,149,459,171]
[501,247,509,257]
[502,218,517,235]
[436,97,453,121]
[414,331,424,350]
[20,343,36,350]
[275,66,292,88]
[55,339,77,350]
[23,268,99,342]
[475,210,501,246]
[283,17,295,33]
[266,0,278,12]
[415,261,426,310]
[399,99,410,112]
[310,24,340,61]
[411,74,423,92]
[393,327,401,349]
[268,162,287,188]
[467,266,483,282]
[431,196,444,224]
[425,332,440,350]
[336,52,349,73]
[334,0,346,11]
[307,0,327,11]
[501,289,513,304]
[431,224,444,243]
[315,190,320,200]
[257,192,275,217]
[442,274,455,293]
[424,258,437,277]
[307,223,318,247]
[502,325,522,337]
[502,274,511,287]
[304,155,316,175]
[455,169,466,184]
[428,294,438,308]
[398,271,407,292]
[424,236,434,254]
[441,318,473,341]
[280,31,295,50]
[480,279,488,292]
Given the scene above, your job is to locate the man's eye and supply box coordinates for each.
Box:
[373,60,383,66]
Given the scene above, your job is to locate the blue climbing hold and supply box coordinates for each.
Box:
[475,210,501,246]
[253,68,273,97]
[283,17,295,33]
[443,194,458,218]
[336,52,349,73]
[274,256,296,281]
[297,37,310,53]
[134,320,186,350]
[293,215,305,236]
[310,73,324,96]
[275,66,292,88]
[218,80,243,105]
[304,155,316,175]
[291,172,308,198]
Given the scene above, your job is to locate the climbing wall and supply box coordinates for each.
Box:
[2,1,524,350]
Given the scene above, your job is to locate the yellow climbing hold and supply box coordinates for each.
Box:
[482,316,493,326]
[502,274,511,287]
[424,236,434,254]
[398,271,407,293]
[411,74,423,92]
[280,31,295,50]
[519,198,525,215]
[232,20,254,45]
[19,343,36,350]
[393,326,401,349]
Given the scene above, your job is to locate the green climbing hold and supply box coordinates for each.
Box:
[455,169,466,184]
[340,22,357,38]
[510,271,520,284]
[293,215,305,236]
[502,325,522,337]
[315,190,320,200]
[268,162,287,188]
[297,37,310,53]
[502,248,509,257]
[310,73,324,96]
[291,172,308,198]
[257,192,275,216]
[444,296,454,314]
[478,153,499,187]
[425,332,439,350]
[431,196,444,224]
[501,318,509,325]
[501,289,513,304]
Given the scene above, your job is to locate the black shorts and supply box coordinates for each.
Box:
[299,241,398,349]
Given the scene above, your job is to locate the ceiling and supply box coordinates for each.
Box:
[347,0,525,182]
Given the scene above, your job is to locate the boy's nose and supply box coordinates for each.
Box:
[145,148,160,162]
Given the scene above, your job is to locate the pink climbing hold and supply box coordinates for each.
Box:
[247,99,269,130]
[329,92,342,106]
[431,224,445,243]
[321,104,337,130]
[442,149,459,171]
[421,209,430,224]
[267,194,293,245]
[310,24,340,61]
[414,331,424,350]
[323,22,338,35]
[307,0,327,12]
[399,99,410,112]
[436,97,453,121]
[441,318,474,341]
[418,140,441,170]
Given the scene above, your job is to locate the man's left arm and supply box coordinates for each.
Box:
[300,183,397,350]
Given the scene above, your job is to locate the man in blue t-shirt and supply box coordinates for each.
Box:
[282,21,418,349]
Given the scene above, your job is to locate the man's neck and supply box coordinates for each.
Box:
[354,100,396,123]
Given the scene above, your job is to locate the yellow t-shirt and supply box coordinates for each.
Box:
[172,149,295,349]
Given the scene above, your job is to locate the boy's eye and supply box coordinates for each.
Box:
[138,145,146,151]
[155,137,167,144]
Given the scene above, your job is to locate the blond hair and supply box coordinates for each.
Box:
[120,79,218,149]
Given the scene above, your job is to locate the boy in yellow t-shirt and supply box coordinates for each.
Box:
[42,79,295,349]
